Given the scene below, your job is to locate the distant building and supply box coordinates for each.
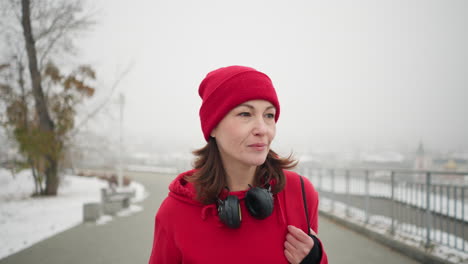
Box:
[412,142,468,183]
[413,142,432,170]
[357,151,409,169]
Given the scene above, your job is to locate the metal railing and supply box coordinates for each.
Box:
[303,167,468,253]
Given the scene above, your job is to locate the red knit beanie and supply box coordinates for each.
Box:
[198,65,280,142]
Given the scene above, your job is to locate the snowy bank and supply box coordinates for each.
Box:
[0,168,147,260]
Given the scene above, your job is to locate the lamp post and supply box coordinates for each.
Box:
[118,93,125,187]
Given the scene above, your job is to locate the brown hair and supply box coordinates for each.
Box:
[188,137,297,204]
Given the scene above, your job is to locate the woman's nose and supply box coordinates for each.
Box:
[252,117,267,136]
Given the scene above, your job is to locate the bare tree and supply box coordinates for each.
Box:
[0,0,97,196]
[21,0,60,195]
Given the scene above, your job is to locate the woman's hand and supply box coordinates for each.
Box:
[284,225,316,264]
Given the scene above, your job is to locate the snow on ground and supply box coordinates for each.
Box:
[0,168,147,260]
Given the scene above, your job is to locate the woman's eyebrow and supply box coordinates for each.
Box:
[237,103,254,109]
[237,104,276,111]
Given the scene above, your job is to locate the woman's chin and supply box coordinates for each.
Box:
[247,155,268,166]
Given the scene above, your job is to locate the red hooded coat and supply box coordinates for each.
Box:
[149,169,328,264]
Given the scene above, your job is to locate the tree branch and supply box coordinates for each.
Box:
[69,63,134,138]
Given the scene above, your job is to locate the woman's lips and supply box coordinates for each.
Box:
[248,143,267,151]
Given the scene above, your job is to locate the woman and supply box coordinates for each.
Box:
[149,66,328,264]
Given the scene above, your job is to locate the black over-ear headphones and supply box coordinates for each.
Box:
[217,184,274,228]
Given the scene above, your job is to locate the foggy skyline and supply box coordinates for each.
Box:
[77,0,468,154]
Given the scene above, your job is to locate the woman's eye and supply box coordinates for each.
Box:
[265,113,275,119]
[239,112,251,117]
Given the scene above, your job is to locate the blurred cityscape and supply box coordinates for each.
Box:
[1,129,467,179]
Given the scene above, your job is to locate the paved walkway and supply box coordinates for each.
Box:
[1,171,420,264]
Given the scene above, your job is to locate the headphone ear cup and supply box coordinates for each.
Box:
[218,195,241,229]
[245,187,274,219]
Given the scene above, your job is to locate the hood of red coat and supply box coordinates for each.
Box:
[168,169,204,206]
[167,169,289,227]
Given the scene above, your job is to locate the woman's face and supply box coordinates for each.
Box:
[211,100,277,168]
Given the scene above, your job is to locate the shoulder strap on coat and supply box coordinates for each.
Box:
[299,175,311,236]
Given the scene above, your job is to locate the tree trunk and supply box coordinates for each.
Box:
[44,155,59,195]
[21,0,59,196]
[17,46,42,195]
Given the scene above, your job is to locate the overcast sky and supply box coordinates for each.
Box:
[79,0,468,155]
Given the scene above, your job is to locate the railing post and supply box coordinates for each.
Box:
[462,186,466,252]
[438,185,442,243]
[446,185,450,245]
[345,169,350,217]
[365,170,369,225]
[390,171,395,235]
[454,186,458,249]
[425,172,432,249]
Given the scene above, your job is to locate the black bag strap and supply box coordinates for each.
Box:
[299,175,311,236]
